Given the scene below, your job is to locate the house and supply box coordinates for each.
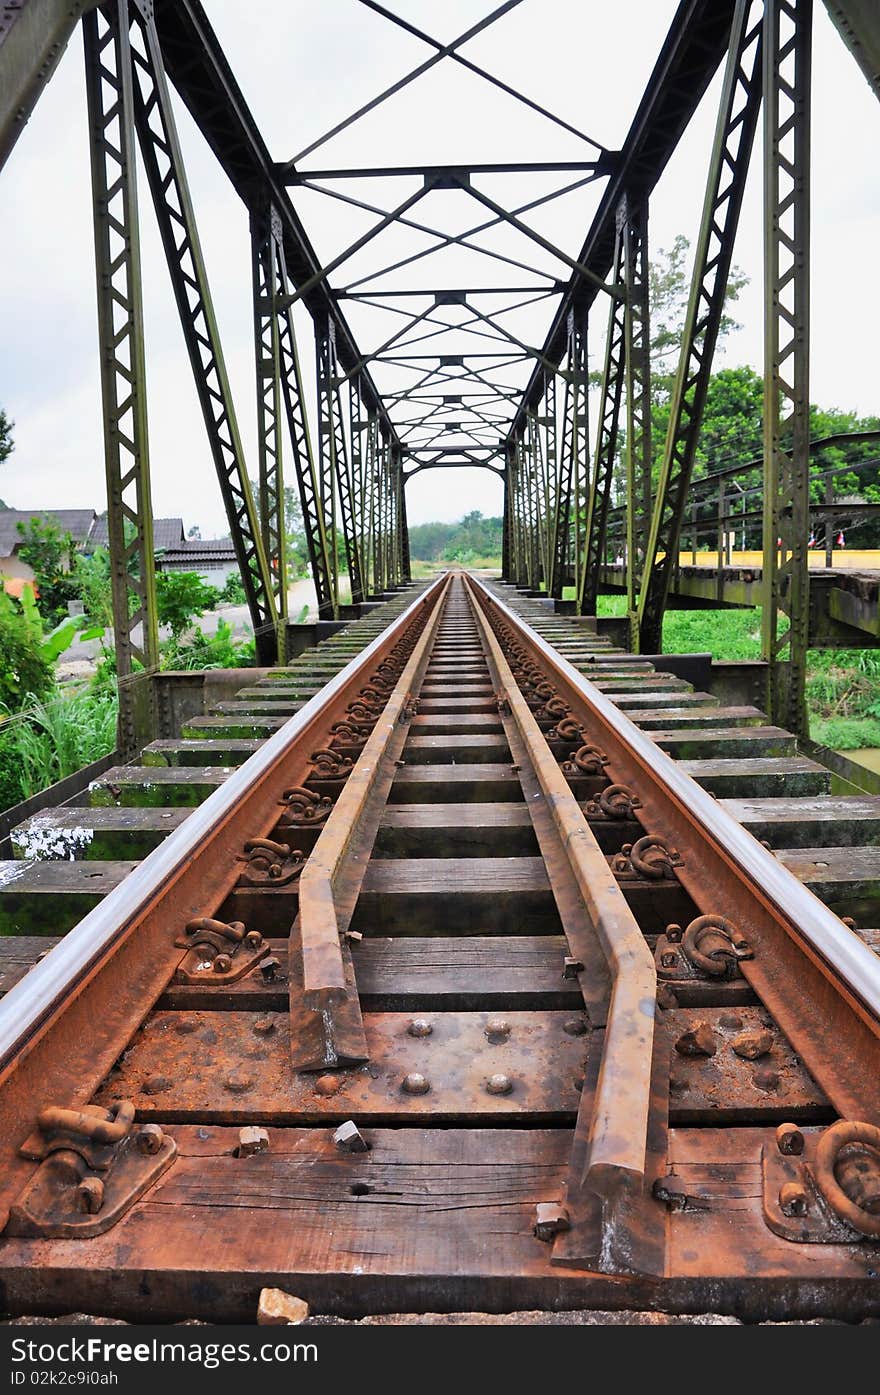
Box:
[0,509,239,591]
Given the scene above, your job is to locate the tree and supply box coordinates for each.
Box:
[15,516,79,627]
[0,406,13,468]
[155,571,220,637]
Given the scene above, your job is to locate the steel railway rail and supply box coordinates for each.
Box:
[1,571,880,1320]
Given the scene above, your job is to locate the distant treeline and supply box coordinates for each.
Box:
[408,511,503,562]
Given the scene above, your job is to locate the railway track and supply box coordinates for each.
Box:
[1,570,880,1321]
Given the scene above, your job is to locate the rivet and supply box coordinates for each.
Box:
[562,1018,587,1037]
[314,1074,340,1097]
[142,1075,172,1095]
[779,1180,809,1217]
[407,1018,433,1038]
[776,1123,805,1156]
[485,1018,511,1042]
[401,1072,430,1095]
[253,1015,276,1035]
[718,1011,744,1030]
[486,1073,512,1096]
[753,1066,781,1092]
[225,1069,253,1094]
[175,1018,198,1035]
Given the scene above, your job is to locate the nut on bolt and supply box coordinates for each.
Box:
[76,1175,105,1215]
[563,956,584,980]
[776,1122,805,1156]
[533,1202,570,1242]
[260,955,281,982]
[779,1180,809,1217]
[137,1123,165,1155]
[333,1120,370,1153]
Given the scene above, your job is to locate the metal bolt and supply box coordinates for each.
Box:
[562,1017,587,1037]
[333,1121,370,1153]
[485,1018,511,1042]
[402,1072,430,1096]
[136,1124,164,1155]
[260,955,281,982]
[225,1069,253,1094]
[76,1175,104,1215]
[776,1123,805,1156]
[486,1073,512,1096]
[563,956,584,980]
[407,1018,433,1038]
[779,1180,809,1217]
[660,951,678,969]
[245,930,263,950]
[665,923,683,944]
[253,1016,276,1035]
[213,952,232,974]
[533,1202,570,1242]
[237,1126,270,1157]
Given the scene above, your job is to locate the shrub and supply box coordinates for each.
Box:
[15,516,80,626]
[160,617,255,670]
[0,590,53,709]
[220,572,247,605]
[156,570,220,636]
[0,689,118,809]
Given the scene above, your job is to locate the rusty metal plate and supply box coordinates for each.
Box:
[94,1011,589,1122]
[663,1007,829,1123]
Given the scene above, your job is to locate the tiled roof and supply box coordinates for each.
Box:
[89,515,185,552]
[0,508,97,554]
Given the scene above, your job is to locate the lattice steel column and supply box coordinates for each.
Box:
[501,451,512,581]
[126,1,277,664]
[551,313,589,603]
[638,0,763,653]
[83,1,158,756]
[580,220,626,616]
[251,207,287,658]
[317,317,364,607]
[762,0,812,736]
[621,195,651,647]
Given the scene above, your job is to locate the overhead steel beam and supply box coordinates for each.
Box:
[824,0,880,99]
[507,0,739,444]
[0,0,98,170]
[151,0,399,452]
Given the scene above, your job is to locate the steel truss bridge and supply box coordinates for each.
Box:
[2,0,879,749]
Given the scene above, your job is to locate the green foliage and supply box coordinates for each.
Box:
[0,406,13,467]
[220,571,247,605]
[155,570,220,637]
[15,515,80,626]
[160,617,255,671]
[409,511,503,563]
[75,546,115,630]
[0,690,118,808]
[0,589,54,710]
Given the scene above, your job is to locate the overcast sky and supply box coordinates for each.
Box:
[1,1,878,536]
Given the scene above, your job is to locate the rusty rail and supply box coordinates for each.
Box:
[299,576,451,1011]
[0,577,445,1229]
[469,575,880,1124]
[465,576,656,1202]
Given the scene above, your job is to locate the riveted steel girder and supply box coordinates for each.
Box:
[83,0,159,756]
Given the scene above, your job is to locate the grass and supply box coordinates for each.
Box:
[596,596,880,751]
[0,687,118,808]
